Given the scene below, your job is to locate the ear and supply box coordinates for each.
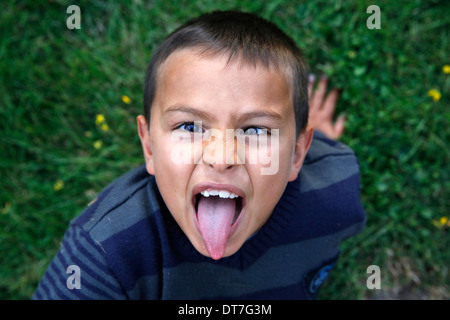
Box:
[137,115,155,175]
[288,126,314,182]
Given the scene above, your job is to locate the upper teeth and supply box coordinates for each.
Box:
[200,190,239,199]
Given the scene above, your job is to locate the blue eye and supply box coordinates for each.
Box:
[178,122,203,133]
[244,127,268,135]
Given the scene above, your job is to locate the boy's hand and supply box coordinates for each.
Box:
[308,75,345,140]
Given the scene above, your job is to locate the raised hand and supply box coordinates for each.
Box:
[308,75,346,140]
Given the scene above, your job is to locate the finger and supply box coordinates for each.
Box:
[311,75,328,110]
[333,114,346,139]
[322,89,340,120]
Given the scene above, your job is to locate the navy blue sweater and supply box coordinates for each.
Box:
[33,132,366,299]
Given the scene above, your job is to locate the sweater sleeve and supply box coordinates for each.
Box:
[32,224,127,300]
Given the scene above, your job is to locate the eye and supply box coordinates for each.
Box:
[177,122,203,133]
[243,126,269,135]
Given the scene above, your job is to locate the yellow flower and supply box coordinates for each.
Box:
[433,216,450,229]
[121,95,131,104]
[427,89,441,102]
[93,140,103,149]
[100,123,109,132]
[95,114,105,125]
[443,65,450,74]
[432,91,441,102]
[53,179,64,191]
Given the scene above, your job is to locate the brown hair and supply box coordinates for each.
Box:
[143,10,309,136]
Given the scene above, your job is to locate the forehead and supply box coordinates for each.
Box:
[153,49,293,113]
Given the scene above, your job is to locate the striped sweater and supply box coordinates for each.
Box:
[33,131,366,300]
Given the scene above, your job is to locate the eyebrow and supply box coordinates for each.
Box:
[236,110,283,123]
[164,105,214,121]
[164,105,283,123]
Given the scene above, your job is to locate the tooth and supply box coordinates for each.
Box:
[200,189,240,198]
[219,190,230,198]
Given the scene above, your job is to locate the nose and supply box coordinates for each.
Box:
[202,129,238,172]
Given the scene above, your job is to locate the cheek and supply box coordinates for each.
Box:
[157,131,204,168]
[245,137,294,213]
[152,137,193,203]
[248,134,294,178]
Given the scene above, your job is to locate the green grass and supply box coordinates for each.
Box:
[1,0,448,299]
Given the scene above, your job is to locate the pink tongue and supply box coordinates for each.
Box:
[197,196,236,260]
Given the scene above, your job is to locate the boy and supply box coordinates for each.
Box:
[33,10,365,300]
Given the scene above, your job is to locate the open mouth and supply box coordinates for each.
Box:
[193,190,243,225]
[191,185,245,260]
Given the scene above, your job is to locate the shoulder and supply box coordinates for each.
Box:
[67,165,163,298]
[300,130,361,193]
[71,165,159,236]
[305,130,358,164]
[34,166,162,299]
[294,130,366,238]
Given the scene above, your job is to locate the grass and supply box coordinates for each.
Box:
[0,0,448,299]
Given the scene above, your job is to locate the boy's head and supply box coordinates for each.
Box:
[137,10,313,260]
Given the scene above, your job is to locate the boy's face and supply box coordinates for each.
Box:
[138,49,312,260]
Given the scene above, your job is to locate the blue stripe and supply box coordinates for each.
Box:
[47,258,73,299]
[300,154,359,192]
[34,225,124,299]
[100,215,162,291]
[33,277,48,299]
[62,229,119,299]
[275,173,365,245]
[74,228,124,296]
[53,240,94,299]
